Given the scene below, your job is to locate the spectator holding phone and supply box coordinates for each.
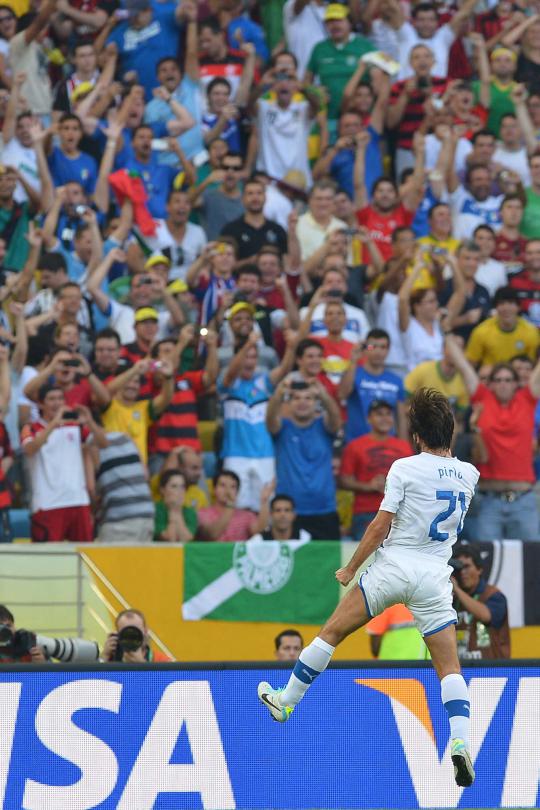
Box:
[103,358,175,466]
[21,387,107,542]
[266,378,342,540]
[23,348,111,411]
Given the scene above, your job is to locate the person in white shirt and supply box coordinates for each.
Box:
[447,161,504,241]
[21,386,108,542]
[86,248,184,344]
[398,256,465,371]
[382,0,479,81]
[299,268,370,344]
[255,70,319,185]
[1,75,40,204]
[257,387,479,793]
[492,113,534,187]
[296,180,347,263]
[283,0,326,78]
[141,190,207,281]
[472,224,507,297]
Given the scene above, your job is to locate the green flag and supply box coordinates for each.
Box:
[183,540,344,624]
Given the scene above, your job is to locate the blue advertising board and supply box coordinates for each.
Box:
[0,663,538,810]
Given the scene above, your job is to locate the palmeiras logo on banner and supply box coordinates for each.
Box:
[232,541,294,594]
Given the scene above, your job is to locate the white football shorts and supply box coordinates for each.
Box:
[359,544,457,637]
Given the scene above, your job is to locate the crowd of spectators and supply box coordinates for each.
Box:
[2,0,540,544]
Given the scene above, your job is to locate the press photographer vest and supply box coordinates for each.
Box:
[456,584,510,660]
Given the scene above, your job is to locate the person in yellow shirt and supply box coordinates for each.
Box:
[103,358,174,465]
[405,336,469,411]
[466,286,540,367]
[418,202,460,258]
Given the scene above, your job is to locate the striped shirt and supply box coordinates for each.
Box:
[389,77,447,150]
[95,433,154,526]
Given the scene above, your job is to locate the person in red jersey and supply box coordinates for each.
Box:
[21,385,107,542]
[355,130,424,262]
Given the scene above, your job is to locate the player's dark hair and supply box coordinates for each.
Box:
[274,628,303,651]
[409,388,454,451]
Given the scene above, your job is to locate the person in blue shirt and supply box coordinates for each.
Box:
[218,329,296,511]
[202,78,242,153]
[338,328,408,443]
[144,2,204,163]
[267,377,342,540]
[221,0,269,63]
[47,114,98,197]
[313,106,386,201]
[106,0,183,101]
[124,125,177,219]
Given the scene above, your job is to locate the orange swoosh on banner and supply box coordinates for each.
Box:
[355,679,435,741]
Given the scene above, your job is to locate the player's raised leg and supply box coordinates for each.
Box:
[424,624,474,787]
[258,578,371,721]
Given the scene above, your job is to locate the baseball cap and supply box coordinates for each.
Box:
[134,307,159,323]
[226,301,256,319]
[167,279,188,294]
[145,253,171,270]
[368,399,394,413]
[324,4,349,21]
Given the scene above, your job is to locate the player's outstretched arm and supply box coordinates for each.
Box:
[336,510,394,586]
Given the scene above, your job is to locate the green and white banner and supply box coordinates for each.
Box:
[183,540,355,624]
[182,539,528,626]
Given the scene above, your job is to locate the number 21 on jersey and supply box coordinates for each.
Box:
[429,490,467,541]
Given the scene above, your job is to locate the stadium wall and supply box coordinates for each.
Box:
[0,662,538,809]
[81,545,540,661]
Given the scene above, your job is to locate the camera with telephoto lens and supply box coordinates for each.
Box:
[449,557,464,584]
[36,635,99,662]
[0,624,36,659]
[114,625,145,661]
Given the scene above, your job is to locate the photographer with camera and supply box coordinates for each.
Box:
[0,604,100,663]
[0,605,45,662]
[101,609,172,663]
[452,546,510,660]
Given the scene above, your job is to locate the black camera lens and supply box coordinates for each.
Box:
[117,625,144,653]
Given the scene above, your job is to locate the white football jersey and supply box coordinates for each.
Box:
[379,452,480,559]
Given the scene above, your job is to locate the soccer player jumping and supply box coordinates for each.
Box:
[258,388,479,788]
